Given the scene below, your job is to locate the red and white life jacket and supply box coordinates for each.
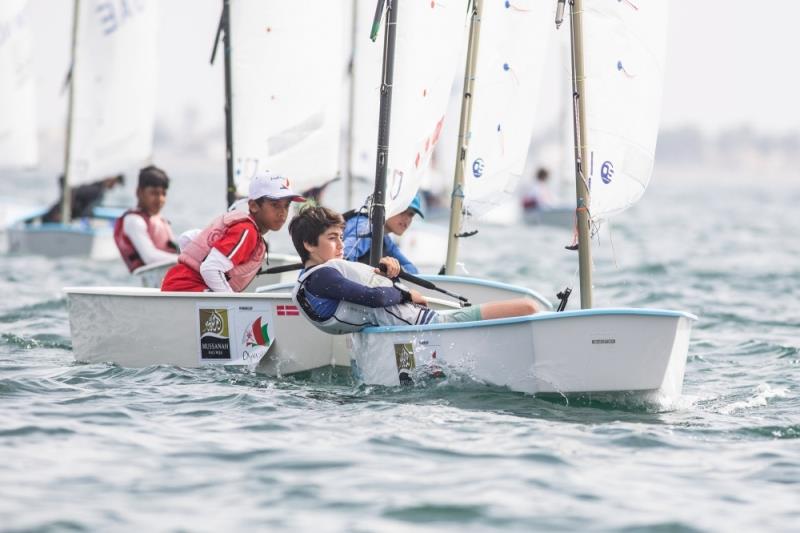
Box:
[113,209,178,272]
[178,211,265,292]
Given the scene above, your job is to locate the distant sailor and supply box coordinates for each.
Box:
[343,192,425,274]
[161,171,304,292]
[113,166,178,272]
[522,167,555,210]
[42,173,125,223]
[288,206,537,335]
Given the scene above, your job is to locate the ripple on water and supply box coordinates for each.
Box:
[383,503,488,524]
[0,425,76,438]
[0,298,66,323]
[1,332,71,350]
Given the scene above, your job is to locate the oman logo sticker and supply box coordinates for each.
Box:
[239,315,273,364]
[243,316,272,349]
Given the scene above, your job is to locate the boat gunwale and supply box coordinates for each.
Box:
[359,307,698,334]
[64,287,293,299]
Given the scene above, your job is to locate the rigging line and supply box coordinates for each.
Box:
[607,219,619,269]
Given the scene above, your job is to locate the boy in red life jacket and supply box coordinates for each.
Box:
[161,172,305,292]
[113,166,179,272]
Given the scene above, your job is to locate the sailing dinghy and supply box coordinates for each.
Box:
[350,0,696,400]
[8,0,157,260]
[66,0,351,371]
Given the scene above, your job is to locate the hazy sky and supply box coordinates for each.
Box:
[27,0,800,136]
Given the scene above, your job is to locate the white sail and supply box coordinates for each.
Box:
[582,0,667,219]
[461,0,553,219]
[0,0,37,167]
[349,0,382,185]
[67,0,157,185]
[229,1,345,196]
[358,0,469,217]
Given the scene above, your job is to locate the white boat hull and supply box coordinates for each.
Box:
[66,277,551,376]
[350,309,696,398]
[66,287,341,376]
[7,223,118,260]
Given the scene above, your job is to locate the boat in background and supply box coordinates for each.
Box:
[8,0,157,259]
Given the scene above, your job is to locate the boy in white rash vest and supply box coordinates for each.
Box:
[288,206,538,335]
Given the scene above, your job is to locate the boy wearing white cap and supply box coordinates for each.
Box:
[161,172,304,292]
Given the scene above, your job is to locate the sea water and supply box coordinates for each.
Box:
[1,164,798,531]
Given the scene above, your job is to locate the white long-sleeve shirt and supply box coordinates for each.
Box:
[122,214,179,265]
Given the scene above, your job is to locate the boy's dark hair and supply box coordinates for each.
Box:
[138,165,170,190]
[288,206,344,263]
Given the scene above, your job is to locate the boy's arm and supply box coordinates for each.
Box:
[304,267,407,308]
[199,249,235,292]
[342,216,371,261]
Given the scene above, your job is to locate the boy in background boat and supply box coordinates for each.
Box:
[42,173,125,223]
[161,172,304,293]
[342,193,424,273]
[288,206,537,335]
[113,166,179,272]
[521,167,555,210]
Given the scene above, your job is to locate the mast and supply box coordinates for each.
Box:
[345,0,359,209]
[61,0,80,224]
[368,0,398,267]
[222,0,235,208]
[211,0,235,209]
[567,0,593,308]
[444,0,483,275]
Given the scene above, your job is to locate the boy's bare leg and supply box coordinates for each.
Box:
[479,299,538,320]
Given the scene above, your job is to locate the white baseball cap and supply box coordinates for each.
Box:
[248,171,305,202]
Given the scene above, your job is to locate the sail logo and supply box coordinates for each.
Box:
[600,161,614,184]
[95,1,149,36]
[198,308,231,360]
[472,158,485,178]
